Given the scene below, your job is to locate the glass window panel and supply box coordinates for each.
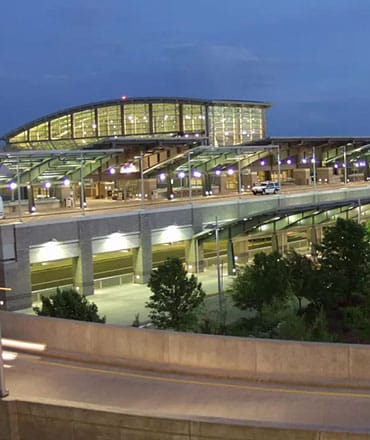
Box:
[209,105,265,146]
[29,122,49,141]
[183,104,206,133]
[97,105,122,137]
[152,103,179,134]
[124,104,150,135]
[9,131,28,143]
[73,110,96,138]
[50,115,72,140]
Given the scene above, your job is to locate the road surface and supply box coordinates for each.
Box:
[3,348,370,433]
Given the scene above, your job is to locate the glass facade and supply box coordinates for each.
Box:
[51,115,72,140]
[97,105,122,137]
[124,103,150,135]
[5,98,268,149]
[183,104,206,134]
[152,103,179,133]
[208,105,264,146]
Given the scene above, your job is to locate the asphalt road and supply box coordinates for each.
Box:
[3,349,370,433]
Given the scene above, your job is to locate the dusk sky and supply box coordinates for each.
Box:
[1,0,370,138]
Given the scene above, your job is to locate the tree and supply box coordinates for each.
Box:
[33,287,106,323]
[285,251,317,311]
[146,257,206,331]
[231,252,290,312]
[316,218,370,311]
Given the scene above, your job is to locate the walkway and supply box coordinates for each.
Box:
[22,267,235,326]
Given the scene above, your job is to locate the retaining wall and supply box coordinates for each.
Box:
[2,311,370,386]
[1,399,369,440]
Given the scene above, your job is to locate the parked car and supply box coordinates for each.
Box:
[251,181,280,195]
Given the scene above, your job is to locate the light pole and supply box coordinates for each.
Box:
[79,155,86,215]
[178,171,185,199]
[277,145,281,189]
[344,143,351,185]
[135,154,144,209]
[0,287,12,398]
[215,216,223,323]
[188,151,192,202]
[237,148,242,195]
[16,157,22,222]
[312,146,317,186]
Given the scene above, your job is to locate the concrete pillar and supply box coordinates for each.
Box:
[308,225,323,256]
[72,238,94,296]
[271,232,288,255]
[185,239,204,273]
[0,226,32,311]
[219,175,228,194]
[133,213,152,283]
[233,236,249,264]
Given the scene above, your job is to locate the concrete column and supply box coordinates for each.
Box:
[72,238,94,296]
[0,226,32,311]
[185,239,204,273]
[233,236,249,264]
[133,213,152,284]
[271,232,288,255]
[219,174,228,194]
[308,225,323,256]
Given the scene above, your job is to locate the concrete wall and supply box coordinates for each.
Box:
[1,186,370,310]
[2,311,370,387]
[1,399,369,440]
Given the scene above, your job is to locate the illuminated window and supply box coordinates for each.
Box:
[208,105,265,146]
[152,103,179,133]
[51,115,72,140]
[29,122,49,141]
[124,104,150,135]
[183,104,205,133]
[97,105,122,137]
[73,110,96,138]
[9,131,28,144]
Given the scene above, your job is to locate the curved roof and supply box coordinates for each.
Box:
[2,96,271,143]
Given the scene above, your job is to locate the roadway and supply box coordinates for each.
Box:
[3,348,370,433]
[2,181,367,225]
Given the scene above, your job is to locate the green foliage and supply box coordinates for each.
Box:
[228,219,370,343]
[33,287,106,323]
[231,252,290,312]
[316,218,370,310]
[146,257,206,331]
[285,251,317,309]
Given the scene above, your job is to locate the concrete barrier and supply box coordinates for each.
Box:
[2,311,370,387]
[1,399,370,440]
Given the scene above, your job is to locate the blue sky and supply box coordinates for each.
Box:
[1,0,369,138]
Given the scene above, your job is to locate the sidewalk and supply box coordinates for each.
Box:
[92,267,234,325]
[22,268,235,326]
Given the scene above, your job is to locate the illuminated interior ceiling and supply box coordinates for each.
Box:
[1,97,270,150]
[0,149,123,186]
[145,144,277,177]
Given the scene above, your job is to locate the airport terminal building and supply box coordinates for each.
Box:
[0,96,369,205]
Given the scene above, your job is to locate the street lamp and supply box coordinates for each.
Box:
[344,143,351,185]
[277,145,281,189]
[312,146,317,186]
[134,154,144,209]
[0,287,12,398]
[215,217,224,325]
[237,148,242,195]
[178,171,185,198]
[188,151,192,202]
[79,156,86,215]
